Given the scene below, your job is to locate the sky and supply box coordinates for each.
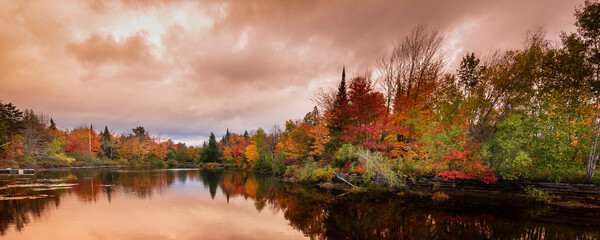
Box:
[0,0,585,145]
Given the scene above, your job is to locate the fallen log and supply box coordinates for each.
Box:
[332,171,359,189]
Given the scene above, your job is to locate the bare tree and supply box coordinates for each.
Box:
[376,50,398,115]
[392,24,445,108]
[311,87,336,113]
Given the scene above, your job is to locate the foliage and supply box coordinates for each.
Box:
[244,143,259,167]
[357,149,401,187]
[525,186,560,202]
[3,4,600,186]
[299,157,318,182]
[334,143,359,168]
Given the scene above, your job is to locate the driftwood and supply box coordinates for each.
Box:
[332,171,359,189]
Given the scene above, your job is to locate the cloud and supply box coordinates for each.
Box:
[0,0,585,145]
[67,32,155,67]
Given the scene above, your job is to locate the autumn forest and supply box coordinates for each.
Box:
[2,1,600,186]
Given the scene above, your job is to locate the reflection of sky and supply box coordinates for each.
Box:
[2,171,306,240]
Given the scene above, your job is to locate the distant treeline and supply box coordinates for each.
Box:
[2,1,600,184]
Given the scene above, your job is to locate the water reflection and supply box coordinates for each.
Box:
[0,169,599,239]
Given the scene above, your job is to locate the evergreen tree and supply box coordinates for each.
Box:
[221,128,230,143]
[132,126,146,138]
[458,52,482,96]
[102,126,111,141]
[202,132,220,162]
[49,118,57,131]
[0,101,24,137]
[326,67,350,151]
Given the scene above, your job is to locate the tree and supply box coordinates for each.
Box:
[347,77,386,126]
[325,67,351,153]
[49,118,57,131]
[376,50,398,115]
[202,132,220,162]
[245,143,258,167]
[458,52,482,96]
[66,125,102,157]
[100,125,114,159]
[0,102,24,137]
[311,87,336,113]
[132,126,148,141]
[575,0,600,182]
[176,143,190,162]
[303,106,320,126]
[309,119,330,158]
[20,109,49,158]
[0,101,24,158]
[392,24,444,111]
[327,67,350,134]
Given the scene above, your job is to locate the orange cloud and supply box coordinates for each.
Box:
[0,0,585,145]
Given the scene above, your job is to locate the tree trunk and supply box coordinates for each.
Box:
[586,96,600,182]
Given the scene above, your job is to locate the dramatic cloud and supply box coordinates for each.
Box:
[0,0,584,145]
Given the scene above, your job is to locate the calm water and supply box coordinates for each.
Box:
[0,168,598,240]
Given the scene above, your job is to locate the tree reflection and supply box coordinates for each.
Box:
[1,169,599,239]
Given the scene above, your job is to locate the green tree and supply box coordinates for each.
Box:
[458,52,482,97]
[201,132,220,163]
[575,0,600,182]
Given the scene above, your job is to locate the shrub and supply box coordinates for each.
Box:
[356,149,401,187]
[525,186,559,202]
[253,152,272,172]
[152,160,166,169]
[166,159,178,168]
[497,151,533,180]
[0,159,19,169]
[284,165,297,178]
[311,167,333,182]
[271,153,286,175]
[334,144,359,168]
[299,157,317,181]
[530,166,588,183]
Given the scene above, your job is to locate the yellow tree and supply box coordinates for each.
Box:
[244,142,258,167]
[309,120,330,158]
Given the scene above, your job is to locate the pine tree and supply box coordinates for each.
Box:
[327,67,350,136]
[325,67,351,153]
[206,132,220,162]
[221,128,231,143]
[102,126,111,141]
[458,52,482,96]
[49,118,57,131]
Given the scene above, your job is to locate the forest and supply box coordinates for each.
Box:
[1,1,600,184]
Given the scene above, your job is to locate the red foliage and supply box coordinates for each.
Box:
[347,77,387,126]
[436,170,498,184]
[65,127,102,156]
[341,124,388,152]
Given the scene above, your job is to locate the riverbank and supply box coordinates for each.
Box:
[23,163,600,215]
[303,175,600,228]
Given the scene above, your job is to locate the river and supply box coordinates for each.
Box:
[0,168,598,239]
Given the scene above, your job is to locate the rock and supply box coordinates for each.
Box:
[319,182,335,190]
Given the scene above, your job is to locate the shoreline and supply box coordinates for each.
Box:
[24,164,600,210]
[5,166,600,228]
